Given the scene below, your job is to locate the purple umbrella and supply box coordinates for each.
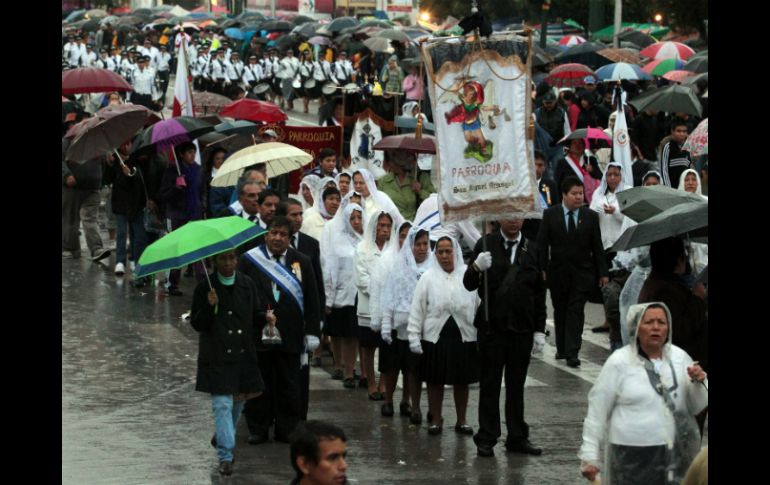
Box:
[308,35,332,46]
[133,116,214,152]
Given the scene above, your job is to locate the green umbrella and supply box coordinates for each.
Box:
[617,185,705,223]
[135,217,266,283]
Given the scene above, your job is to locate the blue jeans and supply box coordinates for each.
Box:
[212,395,245,462]
[115,213,147,265]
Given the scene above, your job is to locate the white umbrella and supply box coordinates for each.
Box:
[211,142,313,187]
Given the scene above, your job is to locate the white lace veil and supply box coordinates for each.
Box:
[299,174,323,211]
[380,225,434,325]
[313,176,338,219]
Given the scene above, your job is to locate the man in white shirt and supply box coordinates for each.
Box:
[120,50,138,82]
[279,49,300,110]
[109,47,122,73]
[130,56,158,110]
[95,48,115,70]
[139,39,159,62]
[154,44,172,104]
[193,44,211,91]
[63,35,78,66]
[81,44,97,67]
[208,49,228,94]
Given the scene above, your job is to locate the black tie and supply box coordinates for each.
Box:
[505,240,517,262]
[568,211,576,233]
[291,237,297,249]
[248,214,257,223]
[273,254,282,266]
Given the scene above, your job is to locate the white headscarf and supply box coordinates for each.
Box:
[597,161,631,195]
[370,220,414,330]
[334,169,353,198]
[677,168,706,200]
[313,176,338,220]
[380,225,434,322]
[353,168,405,227]
[422,235,476,324]
[626,302,674,359]
[320,198,364,273]
[299,174,323,211]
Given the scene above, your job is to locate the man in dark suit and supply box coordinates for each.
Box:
[276,199,326,420]
[215,179,261,221]
[238,216,322,444]
[464,219,546,458]
[537,176,608,368]
[522,150,559,241]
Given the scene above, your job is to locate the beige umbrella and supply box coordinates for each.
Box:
[211,142,313,187]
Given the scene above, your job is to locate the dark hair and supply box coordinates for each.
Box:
[338,172,351,181]
[414,229,429,242]
[322,187,341,201]
[643,171,661,183]
[670,118,688,131]
[534,150,546,162]
[258,188,281,205]
[237,180,261,197]
[649,237,685,275]
[560,176,584,195]
[562,91,575,102]
[276,198,303,217]
[319,148,336,159]
[436,236,453,248]
[289,421,347,480]
[175,141,196,156]
[376,212,393,226]
[267,215,292,232]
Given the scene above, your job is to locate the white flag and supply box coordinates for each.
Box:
[612,89,634,189]
[172,38,194,117]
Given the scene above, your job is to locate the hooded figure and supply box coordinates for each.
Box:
[301,178,338,241]
[579,302,708,485]
[352,168,404,227]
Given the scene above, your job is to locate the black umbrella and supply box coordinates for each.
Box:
[262,20,293,32]
[683,56,708,74]
[215,120,258,138]
[555,41,611,69]
[617,30,656,49]
[357,19,393,30]
[275,34,300,52]
[293,22,320,38]
[531,44,555,67]
[321,16,359,34]
[293,15,314,26]
[629,84,702,117]
[80,19,101,32]
[220,19,244,29]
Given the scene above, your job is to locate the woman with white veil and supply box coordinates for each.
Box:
[354,208,398,400]
[320,197,365,388]
[677,168,708,277]
[301,177,340,241]
[335,170,353,198]
[351,168,405,227]
[407,235,480,436]
[378,224,433,424]
[298,174,324,212]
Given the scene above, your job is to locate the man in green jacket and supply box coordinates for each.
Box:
[377,150,434,222]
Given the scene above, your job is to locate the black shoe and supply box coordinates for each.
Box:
[591,324,610,333]
[381,403,394,417]
[332,369,344,380]
[368,392,384,401]
[90,248,111,262]
[343,377,356,389]
[476,443,495,457]
[428,419,443,435]
[218,461,233,476]
[399,402,412,417]
[247,433,269,445]
[426,411,433,424]
[566,357,581,368]
[210,434,217,448]
[455,424,474,435]
[410,410,422,425]
[358,377,368,389]
[555,352,567,360]
[165,287,183,296]
[505,439,542,456]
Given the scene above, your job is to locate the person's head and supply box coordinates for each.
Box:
[561,89,575,104]
[387,150,415,175]
[349,207,363,234]
[649,237,687,276]
[262,129,279,142]
[286,49,294,57]
[605,164,622,192]
[249,54,258,63]
[176,142,197,164]
[107,92,122,105]
[242,168,267,189]
[277,199,304,234]
[99,48,108,58]
[290,420,348,485]
[349,192,362,206]
[603,90,613,105]
[238,181,262,216]
[561,176,584,210]
[209,148,227,170]
[266,216,292,254]
[337,51,347,61]
[634,302,671,357]
[412,229,430,263]
[680,169,701,194]
[642,171,661,186]
[397,222,412,248]
[542,91,557,110]
[435,237,455,273]
[388,54,398,69]
[352,171,370,197]
[301,179,317,206]
[375,212,393,245]
[318,148,337,175]
[322,187,341,217]
[213,249,238,277]
[670,119,689,144]
[583,76,596,90]
[568,138,585,156]
[499,219,523,239]
[534,150,547,179]
[337,173,351,197]
[258,189,282,224]
[231,52,240,61]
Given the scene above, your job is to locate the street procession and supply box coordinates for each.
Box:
[62,1,708,483]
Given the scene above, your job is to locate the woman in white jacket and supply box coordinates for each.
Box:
[301,180,340,241]
[354,209,398,399]
[579,302,708,485]
[351,168,404,227]
[320,200,364,388]
[407,236,480,436]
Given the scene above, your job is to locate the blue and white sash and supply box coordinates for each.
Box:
[245,246,304,314]
[228,200,244,216]
[417,210,441,230]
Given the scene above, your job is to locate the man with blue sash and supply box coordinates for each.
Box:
[238,216,321,444]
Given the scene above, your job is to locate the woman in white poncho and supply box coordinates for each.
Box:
[351,167,404,227]
[354,208,398,399]
[335,170,353,198]
[301,177,340,241]
[407,235,480,436]
[320,197,365,388]
[676,168,708,277]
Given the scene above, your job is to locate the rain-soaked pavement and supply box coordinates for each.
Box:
[63,237,706,484]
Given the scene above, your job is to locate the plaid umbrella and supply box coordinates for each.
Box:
[545,63,595,87]
[640,41,695,61]
[682,118,708,157]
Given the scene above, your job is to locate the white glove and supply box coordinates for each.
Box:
[370,316,381,332]
[300,352,309,367]
[304,335,320,352]
[381,318,392,345]
[408,334,423,355]
[474,251,493,272]
[532,332,546,355]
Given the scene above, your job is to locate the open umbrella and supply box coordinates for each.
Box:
[597,48,642,65]
[376,29,410,42]
[135,217,265,284]
[363,37,394,53]
[308,35,332,46]
[373,134,437,154]
[558,35,586,46]
[293,22,320,38]
[215,120,258,138]
[211,142,313,187]
[224,27,247,40]
[611,201,707,251]
[66,105,149,163]
[662,70,697,83]
[640,41,695,61]
[62,68,133,95]
[554,41,611,69]
[682,56,708,74]
[133,116,215,153]
[323,16,359,34]
[557,128,612,149]
[617,30,657,48]
[642,58,685,76]
[545,63,595,87]
[616,185,706,223]
[595,62,650,81]
[293,15,314,26]
[219,99,288,123]
[682,118,708,157]
[262,20,293,32]
[193,91,232,116]
[629,84,702,117]
[85,8,108,19]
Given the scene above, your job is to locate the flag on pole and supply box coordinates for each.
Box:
[612,86,634,189]
[172,38,194,117]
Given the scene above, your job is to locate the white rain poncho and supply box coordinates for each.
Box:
[354,208,399,326]
[590,161,632,250]
[320,199,364,309]
[579,302,708,485]
[301,176,337,241]
[352,168,405,228]
[677,168,708,276]
[298,174,324,211]
[369,220,413,332]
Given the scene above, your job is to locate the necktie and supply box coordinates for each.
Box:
[505,240,517,263]
[272,254,282,302]
[568,211,577,233]
[291,237,297,249]
[248,214,257,223]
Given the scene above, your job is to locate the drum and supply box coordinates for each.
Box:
[253,83,271,94]
[343,82,359,94]
[321,82,338,96]
[281,78,294,99]
[305,78,322,99]
[292,77,302,89]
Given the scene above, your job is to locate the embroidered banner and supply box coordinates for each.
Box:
[423,33,540,223]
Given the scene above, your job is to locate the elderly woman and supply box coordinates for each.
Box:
[352,168,404,226]
[579,302,708,485]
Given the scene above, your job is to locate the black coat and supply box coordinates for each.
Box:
[537,205,608,291]
[238,246,321,354]
[190,271,266,395]
[463,233,546,337]
[554,155,601,201]
[105,161,147,219]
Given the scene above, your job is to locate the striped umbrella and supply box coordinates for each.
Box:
[558,35,586,46]
[545,63,595,87]
[640,41,695,61]
[642,58,684,76]
[595,63,651,81]
[682,118,708,157]
[662,70,697,83]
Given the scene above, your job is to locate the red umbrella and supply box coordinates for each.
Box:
[639,42,695,61]
[662,70,697,83]
[219,99,288,123]
[545,63,595,87]
[62,68,132,95]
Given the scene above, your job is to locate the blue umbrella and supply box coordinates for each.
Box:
[225,27,246,40]
[595,62,651,81]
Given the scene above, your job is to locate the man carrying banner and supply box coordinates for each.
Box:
[238,216,321,445]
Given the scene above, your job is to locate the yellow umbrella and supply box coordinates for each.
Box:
[210,142,313,188]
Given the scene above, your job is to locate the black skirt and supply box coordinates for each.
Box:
[420,317,480,385]
[379,333,420,373]
[357,325,383,348]
[324,306,358,338]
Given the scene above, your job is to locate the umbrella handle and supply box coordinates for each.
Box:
[171,147,182,176]
[204,269,218,315]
